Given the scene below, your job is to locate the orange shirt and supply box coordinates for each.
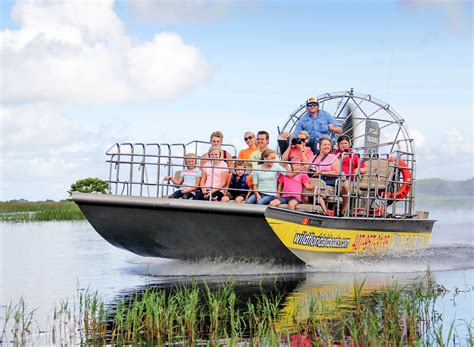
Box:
[238,147,258,160]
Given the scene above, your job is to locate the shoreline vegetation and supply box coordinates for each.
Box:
[0,200,84,222]
[1,274,472,346]
[0,178,472,222]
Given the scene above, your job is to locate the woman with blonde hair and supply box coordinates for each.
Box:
[238,131,257,160]
[196,146,229,201]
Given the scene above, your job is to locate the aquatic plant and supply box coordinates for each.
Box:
[0,201,84,221]
[0,274,470,345]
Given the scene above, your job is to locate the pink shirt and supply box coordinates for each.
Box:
[202,160,228,192]
[312,153,337,172]
[288,147,314,163]
[278,172,309,201]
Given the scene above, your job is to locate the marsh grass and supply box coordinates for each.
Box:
[1,276,470,345]
[0,201,84,221]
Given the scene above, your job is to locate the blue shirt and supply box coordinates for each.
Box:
[292,110,339,144]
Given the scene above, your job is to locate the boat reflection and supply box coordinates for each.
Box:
[110,270,429,328]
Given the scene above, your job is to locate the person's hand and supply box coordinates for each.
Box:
[328,124,335,132]
[280,132,290,139]
[256,193,262,201]
[164,175,172,181]
[296,143,304,151]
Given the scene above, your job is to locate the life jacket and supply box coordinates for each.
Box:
[229,173,250,192]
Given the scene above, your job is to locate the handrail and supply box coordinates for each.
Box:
[104,142,415,218]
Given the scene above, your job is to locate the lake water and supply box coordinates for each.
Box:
[1,197,473,343]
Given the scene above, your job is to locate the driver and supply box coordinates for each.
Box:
[282,97,342,154]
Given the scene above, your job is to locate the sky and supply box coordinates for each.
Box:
[0,0,472,201]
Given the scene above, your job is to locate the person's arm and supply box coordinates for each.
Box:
[219,170,230,190]
[276,181,283,199]
[281,145,292,161]
[325,158,342,177]
[245,175,253,199]
[164,175,184,186]
[328,124,342,134]
[303,182,315,190]
[200,170,209,194]
[327,114,342,134]
[253,184,261,201]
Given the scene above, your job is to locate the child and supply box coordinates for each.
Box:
[195,146,229,201]
[221,161,252,203]
[270,158,314,210]
[164,153,202,199]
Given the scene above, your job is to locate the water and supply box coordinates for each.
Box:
[1,198,473,342]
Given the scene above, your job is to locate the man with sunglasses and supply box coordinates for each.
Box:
[283,97,342,154]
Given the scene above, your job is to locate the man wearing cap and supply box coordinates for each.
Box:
[283,97,342,154]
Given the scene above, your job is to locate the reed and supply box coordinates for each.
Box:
[1,275,468,346]
[0,201,84,221]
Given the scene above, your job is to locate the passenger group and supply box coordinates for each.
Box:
[165,97,367,215]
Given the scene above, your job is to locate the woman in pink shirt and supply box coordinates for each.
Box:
[196,146,229,201]
[310,136,341,215]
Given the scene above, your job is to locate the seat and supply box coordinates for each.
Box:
[302,177,326,197]
[295,204,324,213]
[357,159,394,194]
[351,159,395,216]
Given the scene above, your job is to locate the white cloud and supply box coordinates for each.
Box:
[441,128,473,156]
[409,128,426,148]
[1,0,210,105]
[0,105,119,200]
[126,0,234,24]
[401,0,471,35]
[128,32,210,99]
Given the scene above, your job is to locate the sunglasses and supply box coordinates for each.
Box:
[307,103,318,107]
[244,136,254,141]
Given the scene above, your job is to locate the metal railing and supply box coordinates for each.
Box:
[105,141,416,219]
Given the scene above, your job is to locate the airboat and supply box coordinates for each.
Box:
[73,90,435,265]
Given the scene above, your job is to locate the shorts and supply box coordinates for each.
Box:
[321,175,337,186]
[278,196,302,204]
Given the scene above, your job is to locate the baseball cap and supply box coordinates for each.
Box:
[306,96,319,105]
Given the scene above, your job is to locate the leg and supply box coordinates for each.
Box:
[269,198,281,207]
[246,194,257,204]
[318,196,328,215]
[194,190,205,200]
[182,192,195,199]
[341,181,350,214]
[171,190,183,199]
[288,199,299,210]
[256,194,275,205]
[212,191,225,201]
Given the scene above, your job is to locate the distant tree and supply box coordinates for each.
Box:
[68,178,109,196]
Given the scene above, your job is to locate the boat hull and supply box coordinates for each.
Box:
[72,193,304,265]
[265,207,435,264]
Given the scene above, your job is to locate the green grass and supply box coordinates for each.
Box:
[1,275,471,346]
[0,201,84,222]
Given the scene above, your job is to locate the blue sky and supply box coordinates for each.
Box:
[0,0,472,200]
